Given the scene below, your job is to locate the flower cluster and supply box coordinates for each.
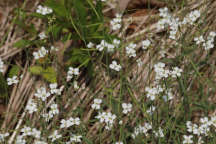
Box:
[38,32,47,40]
[96,39,120,52]
[66,134,82,143]
[182,10,201,25]
[203,31,216,50]
[60,117,80,128]
[154,62,183,80]
[145,85,163,101]
[49,83,64,95]
[26,99,38,114]
[194,36,205,45]
[122,103,132,114]
[96,112,116,130]
[7,76,19,85]
[34,87,51,101]
[91,98,102,110]
[36,5,53,15]
[33,47,48,60]
[131,123,152,138]
[109,61,122,71]
[125,43,137,57]
[42,103,59,121]
[142,39,151,50]
[110,13,122,31]
[0,132,9,142]
[49,130,62,142]
[158,7,201,40]
[136,58,143,67]
[67,67,79,82]
[153,127,164,138]
[0,58,4,73]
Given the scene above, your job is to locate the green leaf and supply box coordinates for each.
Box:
[42,67,57,83]
[0,73,8,98]
[13,39,31,48]
[8,65,20,78]
[29,66,43,75]
[45,0,69,18]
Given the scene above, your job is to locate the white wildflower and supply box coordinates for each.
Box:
[109,61,122,71]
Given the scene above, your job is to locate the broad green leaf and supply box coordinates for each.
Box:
[0,73,8,98]
[13,39,31,48]
[29,66,43,75]
[8,65,20,78]
[42,67,57,83]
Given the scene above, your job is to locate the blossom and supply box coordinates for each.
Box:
[194,36,204,45]
[67,67,79,81]
[7,76,19,85]
[142,39,151,50]
[0,58,4,73]
[110,13,122,31]
[91,98,102,110]
[0,132,9,142]
[96,112,116,130]
[183,135,193,144]
[26,99,37,114]
[60,117,80,128]
[125,43,136,57]
[122,103,132,114]
[38,32,47,40]
[69,134,82,143]
[49,83,64,95]
[87,42,94,48]
[170,67,183,78]
[33,47,48,60]
[109,61,122,71]
[48,130,62,142]
[136,58,143,67]
[34,87,51,101]
[36,5,53,15]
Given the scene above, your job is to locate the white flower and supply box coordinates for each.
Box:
[171,67,183,78]
[142,39,151,50]
[109,61,121,71]
[182,10,200,25]
[33,47,48,60]
[194,36,204,45]
[38,32,47,40]
[36,5,53,15]
[0,58,4,73]
[122,103,132,114]
[153,127,164,138]
[74,81,79,90]
[31,128,41,139]
[69,117,81,125]
[91,98,102,110]
[162,89,174,101]
[7,76,19,85]
[26,99,37,114]
[110,13,122,31]
[96,112,116,130]
[0,132,9,142]
[203,31,216,50]
[21,126,32,136]
[48,130,62,142]
[96,40,107,51]
[50,103,59,115]
[146,106,156,115]
[34,87,51,101]
[34,140,47,144]
[183,135,193,144]
[136,58,143,67]
[115,142,123,144]
[51,46,58,51]
[49,83,64,95]
[113,39,121,46]
[70,134,82,143]
[67,67,79,81]
[126,43,136,57]
[154,62,170,80]
[60,117,80,128]
[15,135,26,144]
[87,42,94,48]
